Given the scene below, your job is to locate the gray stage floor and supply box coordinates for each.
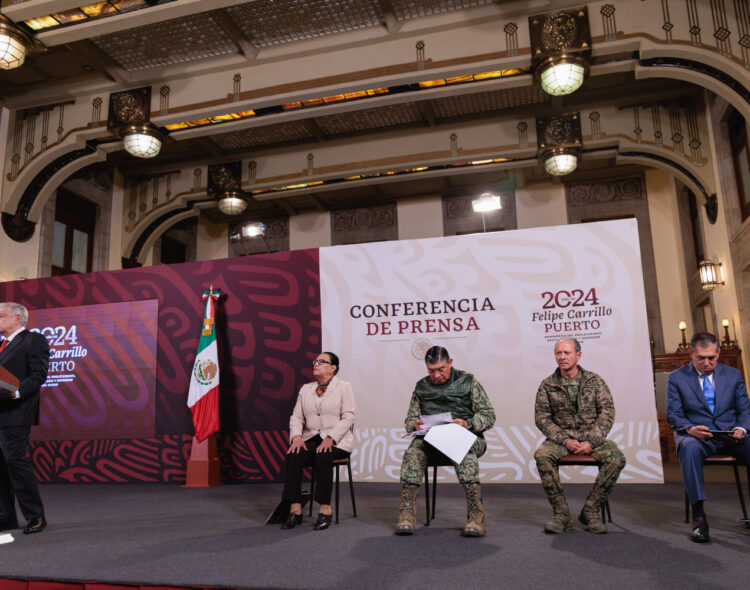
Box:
[0,481,749,590]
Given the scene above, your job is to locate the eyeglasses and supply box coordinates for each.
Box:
[312,359,333,366]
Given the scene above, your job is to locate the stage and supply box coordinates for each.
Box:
[0,481,748,589]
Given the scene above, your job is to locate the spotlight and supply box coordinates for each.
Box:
[240,222,267,238]
[471,192,502,213]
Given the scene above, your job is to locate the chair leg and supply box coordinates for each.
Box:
[424,467,431,526]
[432,466,438,520]
[684,492,689,524]
[600,500,612,523]
[309,465,315,517]
[346,460,357,518]
[732,464,748,520]
[335,463,340,525]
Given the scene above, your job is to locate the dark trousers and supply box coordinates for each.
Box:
[0,426,44,523]
[677,434,750,504]
[281,435,349,506]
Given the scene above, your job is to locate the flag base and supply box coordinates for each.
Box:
[184,435,222,487]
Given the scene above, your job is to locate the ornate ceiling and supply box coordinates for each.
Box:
[0,0,742,233]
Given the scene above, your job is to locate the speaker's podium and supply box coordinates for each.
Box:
[0,365,19,398]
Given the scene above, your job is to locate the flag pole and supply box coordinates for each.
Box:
[185,285,222,488]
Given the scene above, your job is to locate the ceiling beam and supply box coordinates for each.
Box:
[211,9,259,60]
[303,119,327,143]
[66,40,129,84]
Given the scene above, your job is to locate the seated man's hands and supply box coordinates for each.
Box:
[687,425,713,441]
[288,435,305,454]
[451,418,468,429]
[564,439,593,454]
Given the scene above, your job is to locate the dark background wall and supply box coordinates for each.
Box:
[0,250,320,483]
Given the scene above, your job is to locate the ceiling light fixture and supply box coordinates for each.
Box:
[536,113,582,177]
[122,124,163,159]
[0,16,32,70]
[217,191,248,216]
[529,8,591,97]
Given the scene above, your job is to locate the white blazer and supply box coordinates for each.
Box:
[289,376,356,452]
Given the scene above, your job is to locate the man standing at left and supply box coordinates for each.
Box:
[0,302,49,534]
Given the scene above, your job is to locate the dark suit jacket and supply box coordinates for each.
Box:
[666,362,750,442]
[0,330,50,427]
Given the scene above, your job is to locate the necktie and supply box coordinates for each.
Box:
[0,339,8,353]
[703,375,715,414]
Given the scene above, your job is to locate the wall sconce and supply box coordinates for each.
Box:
[677,320,690,352]
[529,8,591,96]
[536,113,582,176]
[208,162,248,216]
[0,16,32,70]
[698,259,724,291]
[107,87,164,159]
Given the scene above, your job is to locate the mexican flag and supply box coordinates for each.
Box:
[187,288,220,442]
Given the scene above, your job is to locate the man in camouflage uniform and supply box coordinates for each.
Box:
[534,338,626,534]
[396,346,495,537]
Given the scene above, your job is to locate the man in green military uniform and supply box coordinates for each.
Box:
[534,338,626,534]
[396,346,495,537]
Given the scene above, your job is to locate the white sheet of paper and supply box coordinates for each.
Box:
[408,412,453,436]
[424,422,477,464]
[0,533,13,545]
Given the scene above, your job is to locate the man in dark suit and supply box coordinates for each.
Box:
[667,331,750,543]
[0,302,49,534]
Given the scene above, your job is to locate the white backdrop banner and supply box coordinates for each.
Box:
[320,219,663,483]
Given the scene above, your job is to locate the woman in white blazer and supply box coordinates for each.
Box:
[281,352,356,530]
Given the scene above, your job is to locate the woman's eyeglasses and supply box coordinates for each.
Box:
[312,359,333,366]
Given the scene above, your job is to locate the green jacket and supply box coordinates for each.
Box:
[534,366,615,448]
[405,368,496,438]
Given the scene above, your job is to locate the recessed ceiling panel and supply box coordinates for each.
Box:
[92,12,240,71]
[227,0,385,48]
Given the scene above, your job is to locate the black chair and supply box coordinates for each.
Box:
[557,454,612,523]
[422,446,454,526]
[309,455,357,524]
[683,454,750,523]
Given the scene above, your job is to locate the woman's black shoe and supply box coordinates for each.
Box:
[313,513,332,530]
[281,512,303,529]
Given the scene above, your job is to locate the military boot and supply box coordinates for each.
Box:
[462,483,486,537]
[544,495,573,534]
[578,488,608,534]
[395,484,418,535]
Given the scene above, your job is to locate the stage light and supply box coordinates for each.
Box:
[472,192,502,213]
[240,222,267,238]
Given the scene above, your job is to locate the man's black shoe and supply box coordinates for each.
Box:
[23,517,46,535]
[0,520,18,532]
[690,516,710,543]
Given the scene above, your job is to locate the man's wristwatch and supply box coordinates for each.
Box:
[466,419,474,431]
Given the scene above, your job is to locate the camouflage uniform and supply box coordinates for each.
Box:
[533,366,626,500]
[400,369,495,485]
